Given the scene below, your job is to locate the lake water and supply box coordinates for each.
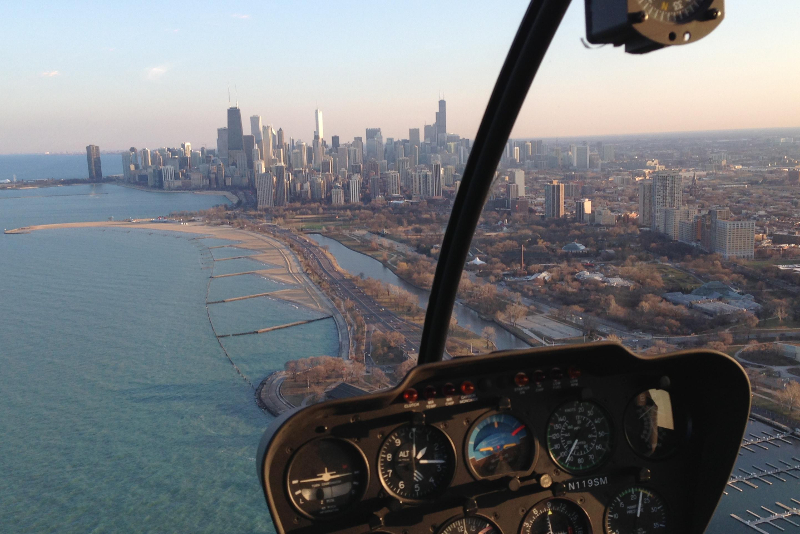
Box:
[308,233,530,351]
[0,184,339,533]
[0,153,123,181]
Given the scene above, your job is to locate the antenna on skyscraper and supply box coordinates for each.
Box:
[228,84,231,105]
[235,85,239,108]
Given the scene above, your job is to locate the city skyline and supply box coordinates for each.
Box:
[2,1,800,154]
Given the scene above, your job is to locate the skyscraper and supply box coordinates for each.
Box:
[250,115,263,144]
[638,180,653,228]
[315,109,324,140]
[86,145,102,182]
[409,128,420,147]
[545,180,565,218]
[435,99,446,146]
[140,148,151,168]
[574,145,589,170]
[217,128,229,163]
[262,125,273,166]
[227,107,244,152]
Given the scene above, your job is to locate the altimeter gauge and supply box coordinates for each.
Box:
[378,424,456,502]
[547,400,613,473]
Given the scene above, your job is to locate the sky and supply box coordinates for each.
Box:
[1,1,799,154]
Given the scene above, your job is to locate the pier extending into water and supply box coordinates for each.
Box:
[732,498,800,533]
[216,316,333,338]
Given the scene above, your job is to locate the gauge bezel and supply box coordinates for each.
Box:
[464,410,538,481]
[628,0,723,46]
[546,399,614,474]
[604,485,669,534]
[520,496,593,534]
[437,514,503,534]
[284,437,370,520]
[623,388,684,460]
[377,423,457,504]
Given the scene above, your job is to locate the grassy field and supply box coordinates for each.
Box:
[654,264,702,291]
[759,317,800,329]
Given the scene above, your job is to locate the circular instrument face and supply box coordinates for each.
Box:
[547,400,613,473]
[634,0,708,24]
[439,516,502,534]
[521,498,592,534]
[286,439,368,518]
[605,487,668,534]
[624,389,679,459]
[466,413,534,479]
[378,424,456,501]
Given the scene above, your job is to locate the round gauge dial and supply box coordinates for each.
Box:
[605,487,668,534]
[635,0,709,24]
[439,516,501,534]
[624,389,679,459]
[521,498,592,534]
[286,438,368,518]
[466,413,534,479]
[378,424,456,501]
[547,400,613,473]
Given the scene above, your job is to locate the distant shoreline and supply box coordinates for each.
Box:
[0,180,238,204]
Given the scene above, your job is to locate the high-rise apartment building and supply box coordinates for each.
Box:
[574,145,589,170]
[576,199,592,222]
[545,180,565,218]
[652,171,683,234]
[273,164,288,206]
[331,186,345,205]
[715,220,755,259]
[140,148,151,168]
[256,172,274,209]
[227,107,244,152]
[638,180,653,228]
[349,175,362,204]
[386,171,400,196]
[511,169,525,197]
[86,145,102,182]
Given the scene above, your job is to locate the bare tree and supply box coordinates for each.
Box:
[482,326,496,349]
[778,381,800,413]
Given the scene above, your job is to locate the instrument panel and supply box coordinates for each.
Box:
[257,343,749,534]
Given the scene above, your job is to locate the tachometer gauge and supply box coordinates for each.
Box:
[521,498,591,534]
[624,389,679,459]
[286,439,368,518]
[605,487,668,534]
[466,412,534,479]
[378,424,456,501]
[439,516,501,534]
[547,400,613,473]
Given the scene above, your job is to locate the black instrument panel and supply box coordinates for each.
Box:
[257,343,749,534]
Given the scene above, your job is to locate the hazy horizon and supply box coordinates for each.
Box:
[2,1,799,154]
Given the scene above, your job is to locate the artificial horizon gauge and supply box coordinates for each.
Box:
[466,412,534,479]
[605,487,668,534]
[547,400,613,473]
[438,516,501,534]
[521,498,592,534]
[285,438,368,518]
[378,424,456,501]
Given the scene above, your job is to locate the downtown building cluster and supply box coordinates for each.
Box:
[101,97,472,210]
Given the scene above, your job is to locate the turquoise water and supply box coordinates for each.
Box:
[0,186,339,533]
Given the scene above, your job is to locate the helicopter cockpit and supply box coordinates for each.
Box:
[257,1,750,533]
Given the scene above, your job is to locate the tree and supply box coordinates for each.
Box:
[778,380,800,413]
[506,304,528,327]
[482,326,496,349]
